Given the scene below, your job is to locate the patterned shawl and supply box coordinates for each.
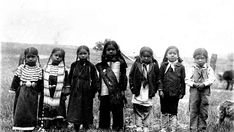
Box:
[43,61,65,107]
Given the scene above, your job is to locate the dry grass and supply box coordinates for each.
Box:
[1,42,233,132]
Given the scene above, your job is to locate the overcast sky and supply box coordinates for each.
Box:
[1,0,234,57]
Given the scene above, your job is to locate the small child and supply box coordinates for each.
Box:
[38,48,70,131]
[186,48,215,132]
[67,45,99,132]
[158,46,186,132]
[96,40,128,131]
[129,46,160,132]
[10,47,43,131]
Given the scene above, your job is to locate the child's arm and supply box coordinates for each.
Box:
[9,65,22,93]
[9,75,20,93]
[158,64,165,98]
[203,66,216,86]
[185,66,195,87]
[180,65,186,98]
[68,62,75,90]
[90,64,100,98]
[154,61,160,94]
[120,62,128,91]
[129,62,136,94]
[62,69,71,96]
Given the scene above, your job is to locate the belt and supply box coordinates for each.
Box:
[20,81,37,88]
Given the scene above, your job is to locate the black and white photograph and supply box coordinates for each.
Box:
[1,0,234,132]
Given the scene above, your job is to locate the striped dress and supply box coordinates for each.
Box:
[10,64,43,131]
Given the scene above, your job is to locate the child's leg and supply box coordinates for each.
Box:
[160,113,169,132]
[198,93,209,131]
[112,105,123,130]
[99,96,111,129]
[189,88,200,131]
[74,123,80,132]
[169,114,177,132]
[133,104,143,131]
[142,106,151,132]
[160,96,169,131]
[168,97,179,132]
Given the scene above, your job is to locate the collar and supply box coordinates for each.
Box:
[164,60,179,73]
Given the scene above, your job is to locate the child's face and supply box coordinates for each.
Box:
[141,51,152,64]
[51,50,63,65]
[78,48,89,61]
[106,44,117,58]
[194,55,207,67]
[25,54,37,66]
[166,48,178,62]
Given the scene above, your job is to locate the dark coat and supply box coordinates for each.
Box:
[129,58,160,98]
[67,61,99,124]
[159,62,186,97]
[96,59,128,106]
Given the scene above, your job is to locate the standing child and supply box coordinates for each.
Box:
[67,45,99,132]
[38,48,70,131]
[96,40,128,131]
[186,48,215,132]
[129,46,160,132]
[10,47,43,131]
[159,46,186,132]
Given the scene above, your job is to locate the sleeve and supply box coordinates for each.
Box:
[158,64,165,91]
[185,66,195,87]
[120,61,128,91]
[203,66,216,86]
[10,75,20,92]
[91,64,100,98]
[180,65,186,95]
[154,61,160,92]
[129,62,136,92]
[68,62,75,90]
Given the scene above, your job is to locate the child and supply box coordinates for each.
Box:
[38,47,70,131]
[129,46,160,132]
[158,46,186,132]
[96,40,128,131]
[10,47,43,131]
[186,48,215,132]
[67,45,99,132]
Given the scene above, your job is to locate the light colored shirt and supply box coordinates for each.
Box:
[185,63,216,87]
[131,64,153,106]
[101,61,120,96]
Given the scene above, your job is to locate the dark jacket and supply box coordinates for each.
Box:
[96,59,128,106]
[129,58,160,98]
[159,62,186,97]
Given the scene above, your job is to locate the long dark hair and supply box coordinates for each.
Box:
[45,47,66,69]
[101,40,127,67]
[76,45,90,61]
[162,46,183,63]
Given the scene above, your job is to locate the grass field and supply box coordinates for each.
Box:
[1,42,233,132]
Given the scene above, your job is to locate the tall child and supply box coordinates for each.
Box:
[38,48,70,131]
[10,47,43,131]
[96,40,128,131]
[67,45,99,132]
[129,46,160,132]
[186,48,215,132]
[158,46,186,132]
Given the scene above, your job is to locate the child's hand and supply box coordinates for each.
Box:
[179,94,184,99]
[159,90,164,98]
[197,83,205,91]
[193,83,199,88]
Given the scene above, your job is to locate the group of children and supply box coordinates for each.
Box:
[10,41,215,132]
